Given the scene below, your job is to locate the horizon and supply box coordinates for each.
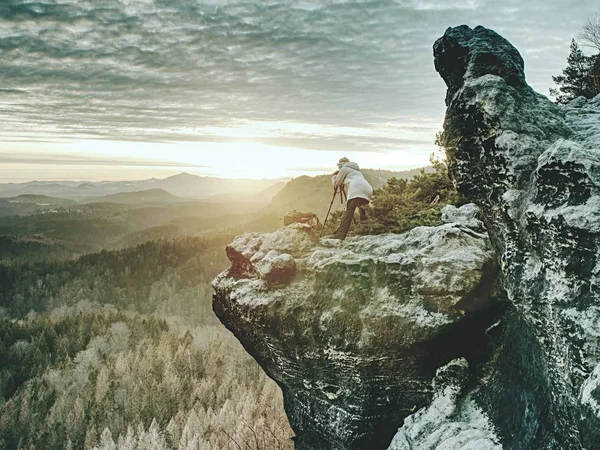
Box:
[1,0,598,182]
[0,165,429,186]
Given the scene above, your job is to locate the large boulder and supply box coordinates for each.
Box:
[434,25,600,449]
[441,203,484,230]
[213,205,502,450]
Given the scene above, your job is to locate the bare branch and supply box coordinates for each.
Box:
[242,418,260,450]
[579,15,600,51]
[262,421,282,448]
[221,429,243,450]
[240,433,253,450]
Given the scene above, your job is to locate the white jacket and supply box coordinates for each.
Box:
[332,162,373,201]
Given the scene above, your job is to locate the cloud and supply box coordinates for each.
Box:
[0,152,210,168]
[0,0,598,158]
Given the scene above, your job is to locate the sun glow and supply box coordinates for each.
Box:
[1,134,434,182]
[83,139,433,178]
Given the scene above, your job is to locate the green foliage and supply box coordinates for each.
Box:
[0,199,297,450]
[0,236,231,321]
[550,39,600,103]
[0,199,276,258]
[0,236,73,265]
[0,312,166,402]
[270,167,432,220]
[323,157,463,237]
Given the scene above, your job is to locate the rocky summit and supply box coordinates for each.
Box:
[434,25,600,449]
[213,207,504,450]
[213,25,600,450]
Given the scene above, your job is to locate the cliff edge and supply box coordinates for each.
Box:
[212,25,600,450]
[213,205,503,449]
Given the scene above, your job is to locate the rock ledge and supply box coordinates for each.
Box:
[213,205,501,449]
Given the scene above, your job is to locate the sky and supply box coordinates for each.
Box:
[0,0,598,182]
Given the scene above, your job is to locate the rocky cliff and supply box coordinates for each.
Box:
[433,25,600,449]
[213,206,504,449]
[212,25,600,450]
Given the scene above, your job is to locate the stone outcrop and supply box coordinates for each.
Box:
[434,25,600,449]
[387,358,501,450]
[213,209,503,449]
[212,25,600,450]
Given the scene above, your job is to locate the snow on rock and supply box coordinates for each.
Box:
[212,204,502,450]
[581,362,600,417]
[580,361,600,444]
[435,25,600,449]
[224,223,317,280]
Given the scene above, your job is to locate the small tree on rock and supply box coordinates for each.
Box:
[550,39,600,103]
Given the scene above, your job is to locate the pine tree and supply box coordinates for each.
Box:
[550,39,600,103]
[94,428,116,450]
[591,53,600,96]
[84,423,99,449]
[116,426,136,450]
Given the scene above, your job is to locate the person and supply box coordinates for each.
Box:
[328,157,373,240]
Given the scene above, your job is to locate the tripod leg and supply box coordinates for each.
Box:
[320,187,338,237]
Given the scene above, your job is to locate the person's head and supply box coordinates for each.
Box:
[337,156,349,169]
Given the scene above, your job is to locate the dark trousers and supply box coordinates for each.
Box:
[333,197,369,239]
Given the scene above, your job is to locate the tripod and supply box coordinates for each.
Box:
[319,186,356,237]
[320,186,343,237]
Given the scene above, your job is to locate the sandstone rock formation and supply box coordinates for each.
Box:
[213,209,502,449]
[434,25,600,449]
[387,358,500,450]
[212,25,600,450]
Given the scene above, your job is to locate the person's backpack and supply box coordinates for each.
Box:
[283,210,320,227]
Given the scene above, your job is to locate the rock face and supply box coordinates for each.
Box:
[213,211,503,449]
[387,358,501,450]
[212,25,600,450]
[434,25,600,449]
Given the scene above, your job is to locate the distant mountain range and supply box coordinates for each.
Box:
[0,168,431,220]
[81,189,186,205]
[0,167,433,259]
[0,168,428,207]
[202,182,287,204]
[0,195,78,217]
[0,172,290,200]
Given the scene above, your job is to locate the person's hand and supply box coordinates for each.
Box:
[333,170,339,175]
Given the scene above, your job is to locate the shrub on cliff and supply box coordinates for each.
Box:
[357,157,463,235]
[323,156,464,236]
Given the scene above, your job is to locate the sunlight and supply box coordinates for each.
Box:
[0,137,433,181]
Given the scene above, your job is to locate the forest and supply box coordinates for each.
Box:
[0,231,294,450]
[0,164,458,450]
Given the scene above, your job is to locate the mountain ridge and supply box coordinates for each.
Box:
[0,172,291,200]
[81,188,186,205]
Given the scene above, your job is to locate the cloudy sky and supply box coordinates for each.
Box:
[0,0,598,181]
